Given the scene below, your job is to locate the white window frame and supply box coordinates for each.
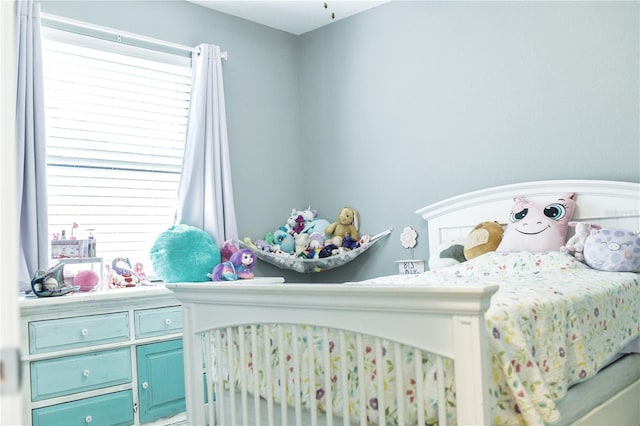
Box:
[41,25,192,281]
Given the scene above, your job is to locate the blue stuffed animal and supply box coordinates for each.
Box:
[303,219,331,236]
[273,227,295,254]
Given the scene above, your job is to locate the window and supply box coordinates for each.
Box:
[42,27,192,278]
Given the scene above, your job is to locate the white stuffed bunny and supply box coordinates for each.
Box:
[561,221,601,261]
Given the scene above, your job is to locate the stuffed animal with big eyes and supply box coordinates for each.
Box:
[497,193,577,252]
[273,228,295,254]
[209,248,256,281]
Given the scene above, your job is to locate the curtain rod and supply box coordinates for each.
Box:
[40,13,228,60]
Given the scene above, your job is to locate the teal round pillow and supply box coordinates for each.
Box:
[150,224,221,282]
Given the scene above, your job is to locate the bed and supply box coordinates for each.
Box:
[166,179,640,425]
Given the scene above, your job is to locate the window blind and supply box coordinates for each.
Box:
[42,28,192,278]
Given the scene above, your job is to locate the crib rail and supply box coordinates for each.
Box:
[203,324,453,425]
[166,281,499,426]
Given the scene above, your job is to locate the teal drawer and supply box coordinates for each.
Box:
[134,306,182,338]
[31,348,132,401]
[137,339,185,423]
[32,390,133,426]
[29,312,130,354]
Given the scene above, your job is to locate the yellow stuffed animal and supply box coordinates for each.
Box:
[463,221,504,260]
[325,207,359,241]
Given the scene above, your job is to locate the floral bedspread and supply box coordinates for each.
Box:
[216,252,640,425]
[220,326,456,424]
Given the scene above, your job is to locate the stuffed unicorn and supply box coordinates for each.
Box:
[286,207,317,234]
[561,221,601,261]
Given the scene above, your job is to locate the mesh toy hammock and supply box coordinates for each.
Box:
[239,229,392,273]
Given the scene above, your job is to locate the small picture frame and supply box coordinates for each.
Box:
[395,259,425,275]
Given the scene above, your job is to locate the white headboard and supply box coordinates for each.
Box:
[415,180,640,261]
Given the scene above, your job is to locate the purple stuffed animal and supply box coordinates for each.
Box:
[209,248,256,281]
[583,228,640,272]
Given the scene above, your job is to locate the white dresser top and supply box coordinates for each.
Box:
[20,277,285,316]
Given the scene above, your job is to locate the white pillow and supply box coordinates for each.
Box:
[428,239,465,270]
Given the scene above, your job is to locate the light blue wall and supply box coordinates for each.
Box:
[40,1,639,282]
[299,1,640,282]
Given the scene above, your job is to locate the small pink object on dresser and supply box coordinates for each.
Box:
[73,269,100,292]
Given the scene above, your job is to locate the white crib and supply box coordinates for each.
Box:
[167,179,640,425]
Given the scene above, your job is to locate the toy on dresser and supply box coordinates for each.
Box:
[30,263,80,297]
[73,269,100,292]
[109,258,139,288]
[209,248,255,281]
[108,257,153,288]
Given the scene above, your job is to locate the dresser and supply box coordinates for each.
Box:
[20,286,186,426]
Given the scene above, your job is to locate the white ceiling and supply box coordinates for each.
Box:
[187,1,389,35]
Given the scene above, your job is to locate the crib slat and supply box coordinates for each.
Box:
[251,325,261,426]
[263,325,275,426]
[394,342,404,426]
[415,349,425,426]
[278,326,288,425]
[356,334,366,425]
[292,326,302,425]
[375,338,385,425]
[322,328,333,426]
[306,327,318,426]
[437,355,447,426]
[226,327,238,426]
[203,331,215,425]
[214,330,225,425]
[339,331,349,425]
[238,326,249,424]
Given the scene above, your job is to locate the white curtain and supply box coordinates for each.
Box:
[175,44,238,246]
[16,0,49,292]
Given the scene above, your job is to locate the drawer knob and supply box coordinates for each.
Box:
[85,415,93,423]
[164,318,172,325]
[83,369,90,377]
[142,381,149,389]
[81,328,89,336]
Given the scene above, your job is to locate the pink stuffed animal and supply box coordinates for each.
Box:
[561,221,601,261]
[220,240,239,262]
[497,193,577,252]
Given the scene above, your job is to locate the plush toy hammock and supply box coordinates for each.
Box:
[239,229,392,273]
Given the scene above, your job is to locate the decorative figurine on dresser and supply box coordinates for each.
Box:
[44,224,103,297]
